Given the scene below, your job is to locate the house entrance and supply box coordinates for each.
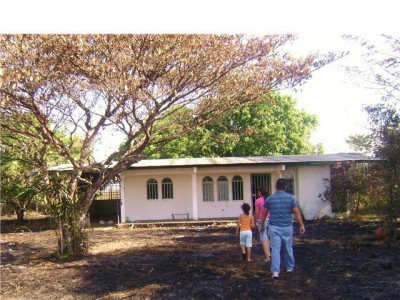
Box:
[89,177,121,223]
[251,174,271,213]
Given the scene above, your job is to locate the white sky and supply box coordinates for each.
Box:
[2,0,399,156]
[286,34,381,153]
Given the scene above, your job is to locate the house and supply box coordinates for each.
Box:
[120,153,379,222]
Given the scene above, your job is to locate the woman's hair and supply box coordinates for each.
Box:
[241,203,251,215]
[258,186,269,198]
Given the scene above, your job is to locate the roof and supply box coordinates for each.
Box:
[128,153,380,169]
[47,153,380,172]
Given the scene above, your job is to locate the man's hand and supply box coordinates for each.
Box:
[299,224,305,235]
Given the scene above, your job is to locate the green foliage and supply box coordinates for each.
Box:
[145,93,319,158]
[1,181,39,221]
[0,113,85,221]
[346,134,374,155]
[45,174,89,257]
[321,162,386,215]
[346,34,400,240]
[366,104,400,238]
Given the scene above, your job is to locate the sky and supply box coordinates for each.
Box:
[285,34,381,153]
[1,0,399,156]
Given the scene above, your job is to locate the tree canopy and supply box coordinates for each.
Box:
[0,113,83,220]
[0,34,339,209]
[0,34,341,255]
[145,93,321,158]
[345,35,400,238]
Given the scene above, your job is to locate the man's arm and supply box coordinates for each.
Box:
[292,207,305,234]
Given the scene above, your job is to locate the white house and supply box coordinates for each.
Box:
[120,153,378,222]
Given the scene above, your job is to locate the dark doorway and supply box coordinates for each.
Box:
[89,178,121,223]
[250,174,271,212]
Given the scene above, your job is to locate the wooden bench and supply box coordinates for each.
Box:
[172,213,189,220]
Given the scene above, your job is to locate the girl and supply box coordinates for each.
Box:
[254,186,271,263]
[235,203,255,262]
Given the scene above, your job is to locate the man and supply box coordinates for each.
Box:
[261,178,305,279]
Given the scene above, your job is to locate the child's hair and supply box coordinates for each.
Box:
[258,186,269,198]
[241,203,251,215]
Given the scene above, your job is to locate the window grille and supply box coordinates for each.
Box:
[147,178,158,200]
[162,178,174,199]
[202,176,214,201]
[217,176,229,201]
[232,175,243,200]
[284,176,295,195]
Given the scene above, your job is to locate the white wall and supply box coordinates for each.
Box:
[121,165,284,222]
[121,164,331,222]
[296,165,332,220]
[122,169,193,221]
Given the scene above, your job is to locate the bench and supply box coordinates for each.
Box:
[172,213,189,220]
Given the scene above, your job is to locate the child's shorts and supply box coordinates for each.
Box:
[239,230,253,247]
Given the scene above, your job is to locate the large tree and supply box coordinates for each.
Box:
[346,35,400,238]
[0,113,83,221]
[146,93,320,158]
[0,34,338,254]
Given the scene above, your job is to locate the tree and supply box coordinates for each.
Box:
[0,34,339,256]
[321,161,386,216]
[366,104,400,238]
[346,35,400,239]
[0,113,83,221]
[146,93,320,158]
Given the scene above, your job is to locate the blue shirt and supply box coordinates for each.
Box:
[264,191,298,227]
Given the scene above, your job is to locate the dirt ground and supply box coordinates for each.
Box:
[1,215,399,300]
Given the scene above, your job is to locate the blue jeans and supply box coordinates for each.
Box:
[257,219,269,241]
[268,225,295,273]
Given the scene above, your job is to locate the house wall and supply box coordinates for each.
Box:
[296,165,332,220]
[194,168,252,219]
[121,165,284,222]
[121,164,332,222]
[122,169,193,221]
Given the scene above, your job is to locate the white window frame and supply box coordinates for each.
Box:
[147,178,158,200]
[162,178,174,199]
[217,176,229,201]
[202,176,214,202]
[232,175,243,201]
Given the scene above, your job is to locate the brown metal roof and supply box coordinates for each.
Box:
[47,153,380,172]
[129,153,380,169]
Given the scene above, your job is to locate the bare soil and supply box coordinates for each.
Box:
[1,214,399,300]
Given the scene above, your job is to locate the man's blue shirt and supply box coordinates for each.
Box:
[264,191,298,227]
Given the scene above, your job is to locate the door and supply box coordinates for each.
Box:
[250,174,271,212]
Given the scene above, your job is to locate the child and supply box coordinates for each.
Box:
[235,203,255,262]
[253,186,271,263]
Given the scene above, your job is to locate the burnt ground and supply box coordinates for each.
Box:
[1,215,399,300]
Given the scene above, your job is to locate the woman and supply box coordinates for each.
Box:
[254,186,271,263]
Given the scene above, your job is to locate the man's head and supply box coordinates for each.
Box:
[276,178,287,191]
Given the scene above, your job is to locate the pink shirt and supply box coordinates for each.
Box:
[255,196,269,219]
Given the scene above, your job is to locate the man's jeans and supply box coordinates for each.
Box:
[268,225,295,273]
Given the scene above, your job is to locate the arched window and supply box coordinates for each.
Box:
[147,178,158,200]
[202,176,214,201]
[232,175,243,201]
[162,178,174,199]
[217,176,229,201]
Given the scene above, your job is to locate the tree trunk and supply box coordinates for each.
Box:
[15,207,26,222]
